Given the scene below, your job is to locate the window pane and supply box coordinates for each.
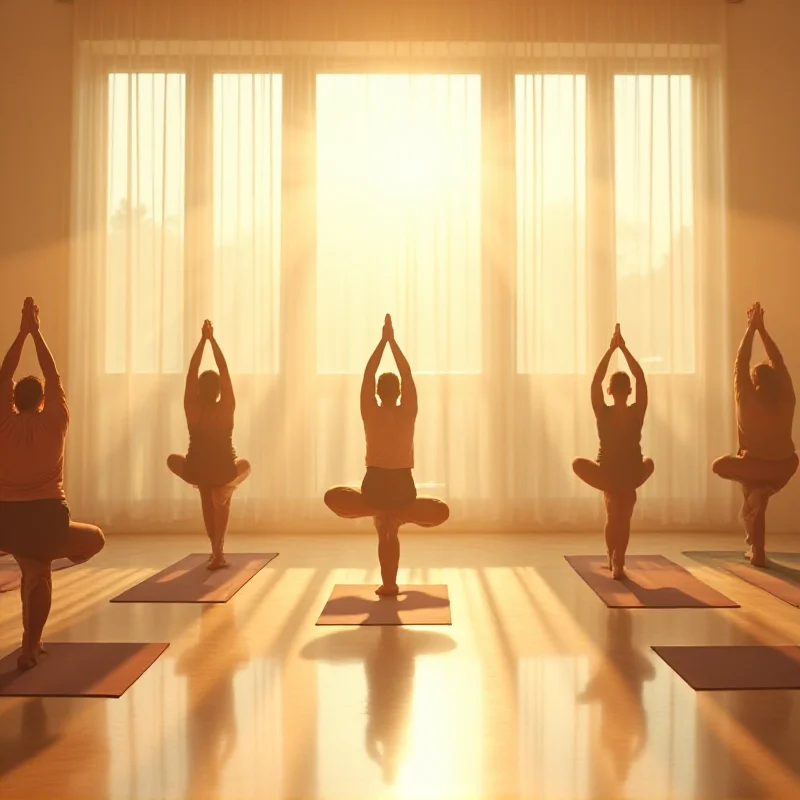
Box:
[515,74,587,375]
[106,73,186,374]
[614,74,694,374]
[316,74,482,375]
[214,74,282,374]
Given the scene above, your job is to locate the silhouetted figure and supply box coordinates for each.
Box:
[712,303,797,567]
[324,315,449,595]
[167,321,251,570]
[579,612,655,792]
[0,298,105,671]
[573,325,654,579]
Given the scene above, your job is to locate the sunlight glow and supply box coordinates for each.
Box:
[316,74,482,375]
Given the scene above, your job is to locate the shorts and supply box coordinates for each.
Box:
[361,468,417,511]
[0,498,71,560]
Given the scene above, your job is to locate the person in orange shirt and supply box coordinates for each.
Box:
[712,303,797,567]
[324,315,449,595]
[0,298,105,670]
[572,325,655,579]
[167,320,250,570]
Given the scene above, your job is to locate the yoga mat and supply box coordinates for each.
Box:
[0,557,76,594]
[685,551,800,608]
[110,553,278,603]
[565,555,739,608]
[653,645,800,691]
[0,642,168,697]
[317,584,451,626]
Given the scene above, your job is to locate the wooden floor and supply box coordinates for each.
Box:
[1,531,799,800]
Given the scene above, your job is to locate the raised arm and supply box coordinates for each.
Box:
[756,306,794,398]
[734,306,759,399]
[208,331,234,409]
[0,303,29,417]
[591,337,617,416]
[184,334,206,412]
[361,338,387,417]
[388,334,417,415]
[618,335,647,411]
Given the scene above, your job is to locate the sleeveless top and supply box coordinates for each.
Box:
[596,403,644,469]
[363,403,415,470]
[184,401,237,486]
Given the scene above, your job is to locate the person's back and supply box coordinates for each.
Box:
[736,367,795,460]
[0,380,68,502]
[186,398,236,470]
[596,404,644,469]
[363,402,415,470]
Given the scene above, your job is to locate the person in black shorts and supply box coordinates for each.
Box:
[572,325,655,579]
[167,320,250,570]
[324,315,449,595]
[0,298,105,670]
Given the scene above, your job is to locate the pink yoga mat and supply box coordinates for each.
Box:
[653,645,800,690]
[317,584,452,626]
[0,557,76,594]
[0,642,169,697]
[110,553,278,603]
[565,555,739,608]
[685,551,800,608]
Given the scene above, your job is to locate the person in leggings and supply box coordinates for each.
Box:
[573,325,655,579]
[324,314,449,595]
[0,298,105,670]
[167,320,250,570]
[712,303,797,567]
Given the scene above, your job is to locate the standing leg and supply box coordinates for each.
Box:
[14,558,52,670]
[199,489,220,565]
[375,513,401,596]
[602,493,615,571]
[208,459,252,569]
[614,490,637,577]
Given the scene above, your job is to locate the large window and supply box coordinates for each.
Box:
[315,74,482,375]
[213,73,283,375]
[106,73,186,374]
[515,74,588,375]
[614,74,695,374]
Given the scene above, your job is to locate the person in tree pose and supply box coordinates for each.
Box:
[572,325,655,579]
[168,320,250,570]
[0,298,105,670]
[324,314,449,595]
[712,302,797,567]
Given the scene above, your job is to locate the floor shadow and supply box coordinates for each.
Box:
[319,588,450,625]
[301,626,456,784]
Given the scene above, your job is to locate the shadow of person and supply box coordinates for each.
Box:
[174,606,248,799]
[321,588,450,625]
[301,626,456,784]
[578,611,655,793]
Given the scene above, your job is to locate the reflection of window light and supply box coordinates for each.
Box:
[515,74,588,375]
[315,74,482,376]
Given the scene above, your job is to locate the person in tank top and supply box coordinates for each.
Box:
[167,320,250,570]
[712,303,797,567]
[572,325,655,579]
[324,314,449,596]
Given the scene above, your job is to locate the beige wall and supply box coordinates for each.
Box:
[1,0,799,528]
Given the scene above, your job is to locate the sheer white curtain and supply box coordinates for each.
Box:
[69,0,732,533]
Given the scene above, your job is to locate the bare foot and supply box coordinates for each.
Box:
[375,584,400,596]
[16,642,45,671]
[207,555,229,571]
[607,552,614,571]
[612,566,626,580]
[748,550,767,568]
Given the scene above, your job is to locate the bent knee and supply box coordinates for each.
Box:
[434,502,450,525]
[167,454,184,474]
[237,458,252,475]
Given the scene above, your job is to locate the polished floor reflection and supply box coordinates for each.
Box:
[1,532,800,799]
